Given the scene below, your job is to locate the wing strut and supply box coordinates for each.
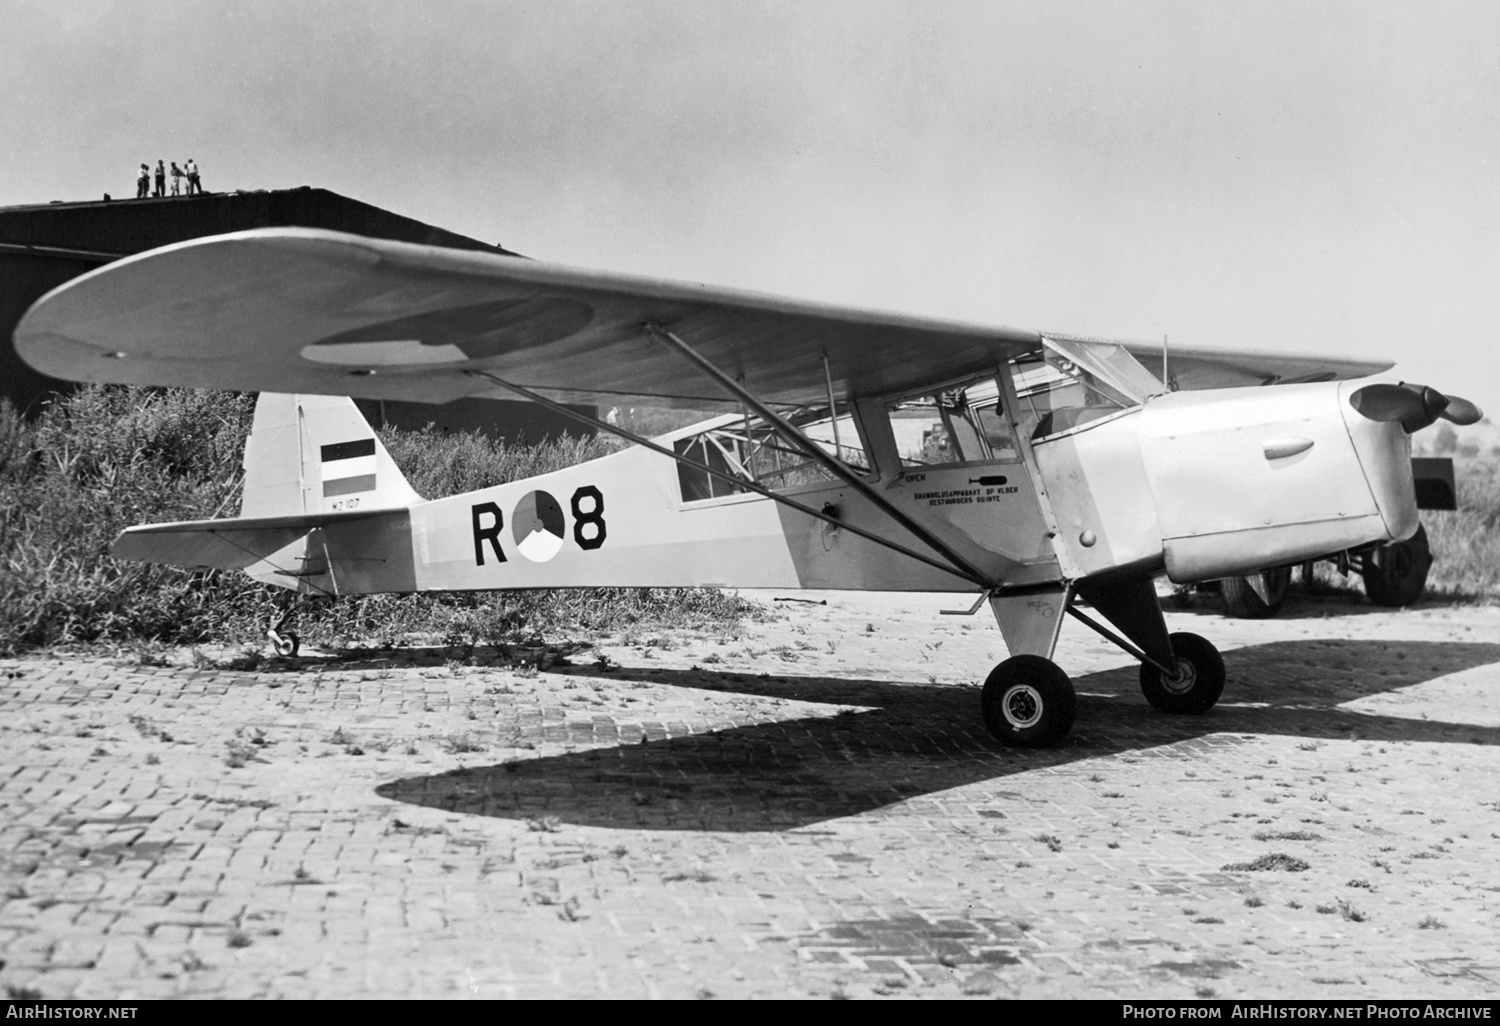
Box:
[462,369,986,586]
[642,324,999,587]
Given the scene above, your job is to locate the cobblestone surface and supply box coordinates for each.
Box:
[2,590,1499,999]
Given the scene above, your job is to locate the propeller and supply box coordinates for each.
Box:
[1348,382,1484,433]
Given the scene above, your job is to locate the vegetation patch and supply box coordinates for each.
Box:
[1422,449,1500,599]
[1252,830,1323,842]
[1222,852,1310,872]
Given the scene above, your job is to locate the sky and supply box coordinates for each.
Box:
[4,0,1499,430]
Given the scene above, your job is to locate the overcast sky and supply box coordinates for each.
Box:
[4,0,1498,424]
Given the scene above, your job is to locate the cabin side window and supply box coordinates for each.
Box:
[673,406,871,503]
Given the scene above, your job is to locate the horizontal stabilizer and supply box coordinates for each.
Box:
[112,509,396,571]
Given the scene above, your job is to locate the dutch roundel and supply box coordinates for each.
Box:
[511,490,566,562]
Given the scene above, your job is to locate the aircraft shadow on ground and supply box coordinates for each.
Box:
[374,639,1500,832]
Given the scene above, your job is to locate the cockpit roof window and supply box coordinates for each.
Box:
[1011,337,1163,440]
[1040,335,1165,405]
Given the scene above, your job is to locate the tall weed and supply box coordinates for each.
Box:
[379,425,619,498]
[0,387,262,651]
[1424,453,1500,599]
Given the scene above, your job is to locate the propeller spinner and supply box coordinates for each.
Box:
[1348,382,1483,433]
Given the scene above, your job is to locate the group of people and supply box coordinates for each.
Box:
[135,159,203,198]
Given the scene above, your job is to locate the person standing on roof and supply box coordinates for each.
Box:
[153,160,166,198]
[136,164,149,198]
[170,162,183,195]
[185,158,202,195]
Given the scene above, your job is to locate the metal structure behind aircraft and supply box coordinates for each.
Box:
[13,229,1481,747]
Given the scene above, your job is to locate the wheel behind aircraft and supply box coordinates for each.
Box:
[1361,524,1432,607]
[981,655,1076,748]
[1139,631,1224,714]
[1219,566,1291,619]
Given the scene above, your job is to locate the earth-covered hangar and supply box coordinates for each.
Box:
[0,186,592,439]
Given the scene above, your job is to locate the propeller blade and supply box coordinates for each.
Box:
[1348,384,1429,426]
[1439,394,1484,426]
[1347,382,1459,433]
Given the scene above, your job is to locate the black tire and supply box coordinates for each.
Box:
[1139,632,1225,714]
[981,655,1077,748]
[1220,566,1291,619]
[273,632,300,658]
[1362,524,1432,607]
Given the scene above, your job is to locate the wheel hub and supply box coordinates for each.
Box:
[1161,658,1198,695]
[1002,684,1044,729]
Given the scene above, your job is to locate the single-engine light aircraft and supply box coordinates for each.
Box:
[13,229,1482,747]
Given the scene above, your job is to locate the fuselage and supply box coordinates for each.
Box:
[227,376,1416,601]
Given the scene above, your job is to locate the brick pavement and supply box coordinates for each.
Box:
[2,590,1499,999]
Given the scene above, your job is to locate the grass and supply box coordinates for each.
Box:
[1314,898,1366,922]
[441,733,485,754]
[1424,452,1500,599]
[1253,830,1323,842]
[1222,852,1310,872]
[0,388,263,651]
[1,386,763,654]
[662,869,718,883]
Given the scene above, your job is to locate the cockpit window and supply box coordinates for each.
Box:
[890,377,1021,468]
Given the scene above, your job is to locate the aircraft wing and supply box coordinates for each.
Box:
[15,228,1042,409]
[1117,340,1392,391]
[15,228,1391,406]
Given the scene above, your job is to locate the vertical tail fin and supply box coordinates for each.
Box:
[240,394,421,518]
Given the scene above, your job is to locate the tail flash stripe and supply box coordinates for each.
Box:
[322,454,376,481]
[321,438,376,462]
[323,475,377,497]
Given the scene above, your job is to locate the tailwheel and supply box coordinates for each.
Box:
[981,655,1076,748]
[266,598,300,658]
[1139,631,1224,714]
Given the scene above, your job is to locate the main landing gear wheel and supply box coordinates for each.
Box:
[1139,632,1225,714]
[981,655,1076,748]
[1220,565,1291,619]
[1362,523,1432,608]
